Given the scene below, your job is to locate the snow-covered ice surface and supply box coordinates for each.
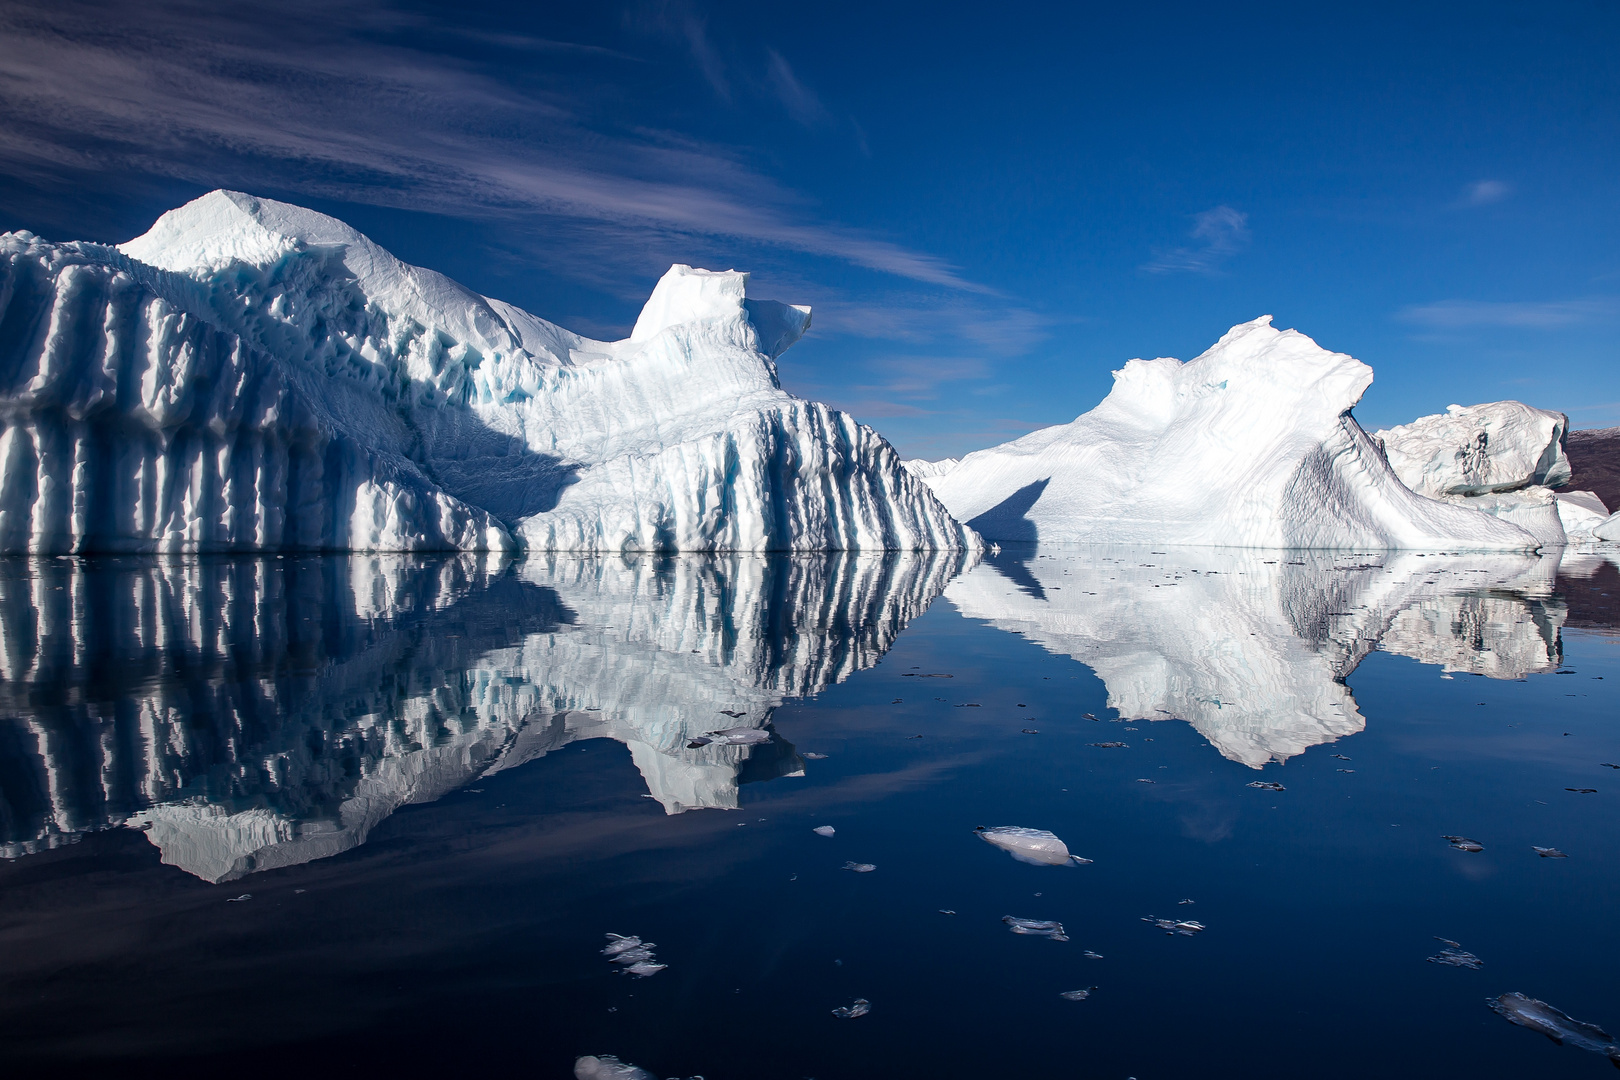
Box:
[0,191,971,553]
[918,318,1539,550]
[1374,401,1575,545]
[0,548,962,881]
[946,546,1565,767]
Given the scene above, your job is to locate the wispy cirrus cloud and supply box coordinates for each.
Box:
[0,0,983,291]
[1458,179,1512,207]
[1142,205,1250,275]
[1397,298,1617,329]
[765,48,831,128]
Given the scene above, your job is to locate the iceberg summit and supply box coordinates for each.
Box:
[910,317,1542,551]
[0,191,972,554]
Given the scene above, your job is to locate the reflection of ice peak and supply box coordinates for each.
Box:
[948,547,1558,767]
[0,550,960,878]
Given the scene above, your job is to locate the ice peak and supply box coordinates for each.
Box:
[120,189,366,273]
[631,263,811,359]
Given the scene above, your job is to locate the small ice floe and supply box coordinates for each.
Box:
[831,998,871,1018]
[1332,754,1351,761]
[574,1054,655,1080]
[602,934,666,977]
[1489,992,1620,1064]
[1247,781,1285,792]
[1060,987,1096,1001]
[1083,713,1099,720]
[226,894,252,902]
[1534,846,1568,858]
[842,862,876,873]
[1136,778,1156,784]
[939,909,957,915]
[975,826,1092,866]
[1083,950,1104,959]
[1021,728,1040,734]
[1143,916,1205,936]
[1090,741,1128,749]
[1336,768,1355,774]
[1566,787,1598,794]
[1002,916,1068,941]
[804,752,829,760]
[813,826,836,837]
[1427,938,1483,969]
[719,710,746,718]
[1177,899,1195,905]
[685,737,712,749]
[1443,835,1485,852]
[708,727,771,745]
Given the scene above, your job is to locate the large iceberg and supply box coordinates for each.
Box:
[1373,401,1574,545]
[0,191,972,553]
[913,318,1539,550]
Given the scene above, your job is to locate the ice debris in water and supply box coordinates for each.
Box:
[1488,992,1620,1064]
[813,826,836,837]
[1428,938,1483,969]
[1534,846,1568,858]
[1443,835,1485,852]
[804,752,829,760]
[575,1055,655,1080]
[842,862,876,873]
[1090,741,1129,749]
[1143,916,1206,936]
[975,826,1093,866]
[226,894,252,902]
[1003,916,1068,942]
[1566,787,1598,794]
[1060,987,1097,1001]
[1247,781,1285,792]
[1083,951,1104,959]
[707,727,771,745]
[602,934,666,977]
[831,998,872,1018]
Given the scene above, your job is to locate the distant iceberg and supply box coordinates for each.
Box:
[1374,401,1574,545]
[913,317,1539,550]
[0,191,972,553]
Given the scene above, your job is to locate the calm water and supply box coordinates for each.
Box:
[1,546,1618,1077]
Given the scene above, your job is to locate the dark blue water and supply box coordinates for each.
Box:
[1,547,1618,1078]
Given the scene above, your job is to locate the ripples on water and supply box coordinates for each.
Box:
[1,545,1617,1077]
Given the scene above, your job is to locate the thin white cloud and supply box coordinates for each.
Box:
[0,0,985,291]
[765,48,830,127]
[1142,205,1249,274]
[1459,179,1512,207]
[1397,298,1617,329]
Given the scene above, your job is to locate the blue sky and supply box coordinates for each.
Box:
[1,0,1615,459]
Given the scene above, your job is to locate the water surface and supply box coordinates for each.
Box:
[2,545,1617,1077]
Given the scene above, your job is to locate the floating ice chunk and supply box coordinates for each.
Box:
[975,826,1091,866]
[1090,741,1128,749]
[1443,835,1485,852]
[1003,916,1068,941]
[602,933,664,977]
[601,934,645,956]
[622,962,667,977]
[1083,950,1104,959]
[842,861,876,873]
[1489,992,1620,1063]
[1428,939,1483,968]
[1143,916,1205,935]
[804,752,829,759]
[575,1055,656,1080]
[1247,781,1285,792]
[831,998,872,1018]
[813,826,836,837]
[1534,846,1569,858]
[708,727,772,745]
[1060,987,1096,1001]
[226,894,252,902]
[1566,787,1598,794]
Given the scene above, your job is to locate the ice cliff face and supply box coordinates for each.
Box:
[917,317,1540,550]
[0,190,972,553]
[946,546,1563,767]
[1374,402,1574,545]
[0,548,961,880]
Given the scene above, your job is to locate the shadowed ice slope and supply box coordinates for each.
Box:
[917,318,1539,550]
[0,549,962,881]
[946,546,1564,767]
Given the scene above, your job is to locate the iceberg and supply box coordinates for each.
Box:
[0,191,973,553]
[915,317,1539,550]
[1374,401,1573,545]
[1553,489,1613,540]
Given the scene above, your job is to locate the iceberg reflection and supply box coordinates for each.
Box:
[0,550,962,881]
[946,546,1566,767]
